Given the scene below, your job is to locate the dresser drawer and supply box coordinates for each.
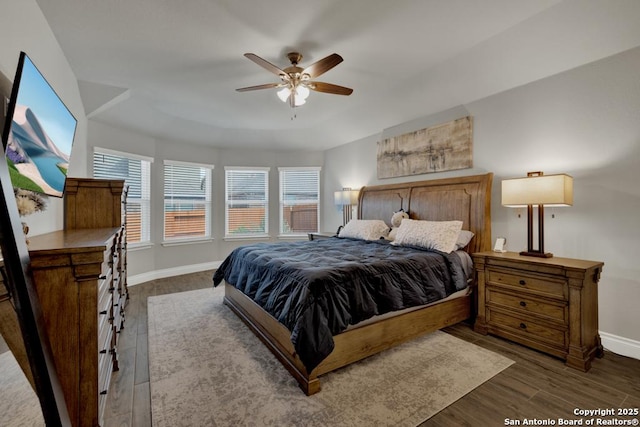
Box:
[487,308,567,348]
[97,270,112,315]
[113,291,124,334]
[487,268,567,299]
[98,293,113,353]
[486,287,567,324]
[97,343,113,423]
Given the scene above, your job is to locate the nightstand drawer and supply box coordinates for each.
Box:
[487,308,567,348]
[486,287,567,324]
[487,269,566,299]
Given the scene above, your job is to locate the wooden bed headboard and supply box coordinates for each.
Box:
[358,173,493,254]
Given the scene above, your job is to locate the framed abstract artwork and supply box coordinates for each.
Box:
[377,116,473,179]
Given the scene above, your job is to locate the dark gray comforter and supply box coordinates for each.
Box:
[212,236,468,372]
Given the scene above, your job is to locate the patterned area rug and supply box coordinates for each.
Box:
[148,286,514,427]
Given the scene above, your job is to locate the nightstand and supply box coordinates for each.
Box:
[472,251,604,371]
[307,232,337,241]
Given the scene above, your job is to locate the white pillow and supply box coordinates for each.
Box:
[455,230,475,250]
[394,219,463,253]
[339,219,390,241]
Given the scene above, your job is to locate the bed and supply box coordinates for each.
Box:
[214,173,493,395]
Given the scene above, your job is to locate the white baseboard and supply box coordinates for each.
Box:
[128,261,222,286]
[600,331,640,360]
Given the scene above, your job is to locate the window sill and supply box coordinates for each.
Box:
[277,234,310,240]
[128,242,154,251]
[223,235,270,241]
[161,238,214,247]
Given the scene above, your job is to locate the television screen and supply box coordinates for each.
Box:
[2,52,77,198]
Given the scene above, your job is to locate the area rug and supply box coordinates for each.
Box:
[148,287,514,427]
[0,351,44,426]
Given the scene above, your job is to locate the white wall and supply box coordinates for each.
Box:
[0,0,86,236]
[323,46,640,353]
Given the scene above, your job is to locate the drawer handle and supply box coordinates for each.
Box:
[519,279,526,286]
[100,390,108,395]
[109,287,115,292]
[519,323,527,329]
[98,275,107,280]
[99,310,107,315]
[99,349,107,354]
[519,301,527,307]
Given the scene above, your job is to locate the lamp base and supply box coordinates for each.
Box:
[519,250,553,258]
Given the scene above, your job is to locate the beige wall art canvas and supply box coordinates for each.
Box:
[377,116,473,179]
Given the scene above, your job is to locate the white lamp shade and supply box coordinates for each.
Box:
[294,95,306,106]
[277,87,291,102]
[502,174,573,207]
[296,85,310,100]
[334,189,359,206]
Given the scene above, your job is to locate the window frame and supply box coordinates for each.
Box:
[162,159,214,244]
[224,166,270,239]
[92,147,153,247]
[278,167,321,237]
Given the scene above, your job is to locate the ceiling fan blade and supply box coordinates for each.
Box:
[236,83,282,92]
[309,81,353,96]
[302,53,343,78]
[244,53,289,80]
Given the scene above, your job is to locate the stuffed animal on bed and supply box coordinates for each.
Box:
[388,209,409,241]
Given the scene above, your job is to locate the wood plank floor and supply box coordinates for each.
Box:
[3,270,639,426]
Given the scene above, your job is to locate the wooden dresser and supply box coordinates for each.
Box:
[0,178,128,426]
[472,251,604,371]
[64,177,129,326]
[28,228,124,426]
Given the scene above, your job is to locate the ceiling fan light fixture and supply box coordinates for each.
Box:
[277,84,309,106]
[237,51,352,109]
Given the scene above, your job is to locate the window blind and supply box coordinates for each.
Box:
[93,149,152,244]
[279,168,320,234]
[163,161,212,240]
[225,168,269,236]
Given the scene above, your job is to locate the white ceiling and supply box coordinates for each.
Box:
[36,0,640,151]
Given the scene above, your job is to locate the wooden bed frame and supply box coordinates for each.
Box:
[223,173,493,395]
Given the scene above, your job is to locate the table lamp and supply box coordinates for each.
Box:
[502,171,573,258]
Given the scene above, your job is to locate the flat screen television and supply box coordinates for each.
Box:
[2,51,77,198]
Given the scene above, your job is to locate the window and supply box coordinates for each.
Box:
[163,160,213,241]
[225,167,269,237]
[93,148,152,245]
[279,167,320,235]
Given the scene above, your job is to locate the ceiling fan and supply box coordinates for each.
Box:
[236,52,353,108]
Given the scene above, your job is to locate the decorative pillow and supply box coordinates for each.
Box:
[455,230,475,250]
[339,219,390,241]
[394,219,463,253]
